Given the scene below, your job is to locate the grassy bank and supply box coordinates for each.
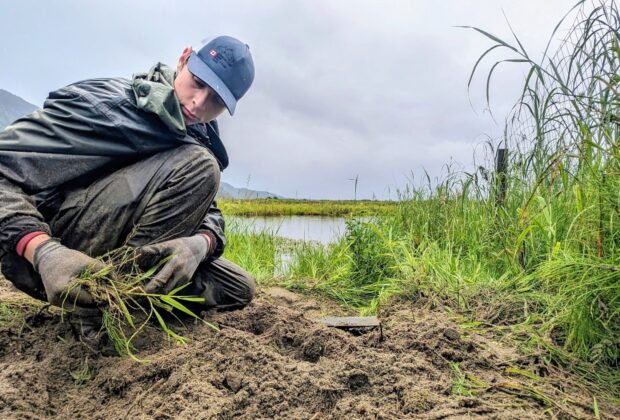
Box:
[218,198,398,217]
[224,1,620,395]
[224,192,620,393]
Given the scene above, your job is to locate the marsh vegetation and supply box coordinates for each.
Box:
[219,198,398,217]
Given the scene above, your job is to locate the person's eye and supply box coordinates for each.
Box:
[192,76,206,88]
[214,96,226,108]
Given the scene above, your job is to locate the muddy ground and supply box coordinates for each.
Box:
[0,279,618,419]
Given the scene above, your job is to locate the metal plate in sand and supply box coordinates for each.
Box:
[317,316,381,329]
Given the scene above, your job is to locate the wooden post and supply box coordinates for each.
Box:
[496,148,508,206]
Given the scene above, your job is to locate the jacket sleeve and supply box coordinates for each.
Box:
[0,176,51,254]
[197,200,226,259]
[0,86,125,254]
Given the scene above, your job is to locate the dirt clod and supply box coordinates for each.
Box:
[401,388,435,414]
[443,327,460,341]
[302,340,324,362]
[347,370,369,391]
[224,373,244,393]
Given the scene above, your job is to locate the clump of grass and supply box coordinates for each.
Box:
[285,239,350,291]
[345,218,398,290]
[0,302,23,329]
[450,362,488,396]
[223,218,279,282]
[66,247,216,360]
[70,363,94,385]
[527,255,620,366]
[0,297,46,329]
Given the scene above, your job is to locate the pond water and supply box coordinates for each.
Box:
[229,215,348,244]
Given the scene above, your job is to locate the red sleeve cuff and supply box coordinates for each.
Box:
[16,231,48,257]
[199,231,217,256]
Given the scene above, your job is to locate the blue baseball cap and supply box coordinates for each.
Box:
[187,35,255,115]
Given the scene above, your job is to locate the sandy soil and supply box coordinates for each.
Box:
[0,280,618,419]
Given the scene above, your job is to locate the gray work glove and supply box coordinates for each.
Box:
[67,306,105,349]
[137,235,210,294]
[33,239,105,308]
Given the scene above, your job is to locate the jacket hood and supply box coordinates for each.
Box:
[132,63,186,136]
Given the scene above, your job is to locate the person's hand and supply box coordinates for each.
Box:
[137,235,210,294]
[68,306,105,348]
[33,239,106,308]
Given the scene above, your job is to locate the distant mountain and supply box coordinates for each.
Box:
[217,181,282,199]
[0,89,38,130]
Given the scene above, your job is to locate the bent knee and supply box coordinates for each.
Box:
[166,145,220,194]
[238,274,257,307]
[193,258,257,311]
[221,265,256,310]
[176,145,220,176]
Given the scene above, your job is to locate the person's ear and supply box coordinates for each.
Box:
[176,47,193,72]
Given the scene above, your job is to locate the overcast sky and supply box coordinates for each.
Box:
[0,1,578,199]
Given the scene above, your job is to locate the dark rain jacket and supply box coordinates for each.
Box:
[0,64,228,257]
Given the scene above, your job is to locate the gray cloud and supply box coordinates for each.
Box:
[0,0,574,198]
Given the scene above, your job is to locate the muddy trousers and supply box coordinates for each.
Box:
[1,145,255,311]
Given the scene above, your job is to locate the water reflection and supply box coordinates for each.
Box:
[229,216,347,244]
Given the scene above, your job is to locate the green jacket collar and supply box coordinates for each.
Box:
[132,62,185,136]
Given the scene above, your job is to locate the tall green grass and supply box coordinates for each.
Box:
[223,218,279,282]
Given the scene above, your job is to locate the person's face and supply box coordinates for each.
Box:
[174,47,227,125]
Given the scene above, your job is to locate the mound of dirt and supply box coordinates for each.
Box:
[0,284,617,419]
